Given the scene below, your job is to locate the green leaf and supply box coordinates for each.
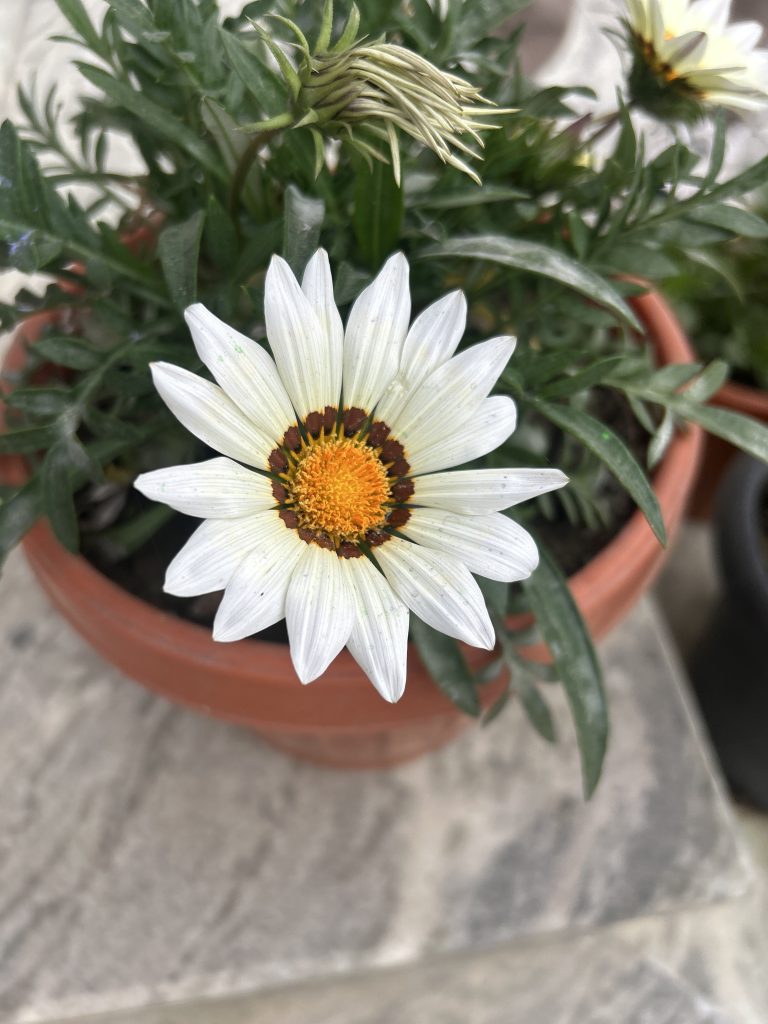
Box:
[55,0,106,55]
[6,387,73,417]
[204,194,238,273]
[522,546,608,797]
[533,398,667,545]
[40,440,80,552]
[421,236,641,330]
[690,204,768,239]
[282,185,325,277]
[34,335,101,371]
[0,478,41,569]
[647,407,675,469]
[0,423,60,454]
[220,28,287,118]
[518,681,557,744]
[157,210,205,311]
[672,402,768,464]
[682,360,729,403]
[410,614,481,716]
[75,64,225,180]
[704,153,768,204]
[539,356,626,400]
[353,159,404,272]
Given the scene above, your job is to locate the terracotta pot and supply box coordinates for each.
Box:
[688,379,768,518]
[0,290,702,768]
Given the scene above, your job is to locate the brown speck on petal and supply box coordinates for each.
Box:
[387,507,411,528]
[367,421,390,447]
[269,448,289,472]
[343,407,366,435]
[390,479,414,502]
[283,426,301,451]
[323,405,337,432]
[272,481,288,503]
[365,528,389,547]
[305,411,323,437]
[338,542,363,558]
[387,457,410,479]
[279,509,298,529]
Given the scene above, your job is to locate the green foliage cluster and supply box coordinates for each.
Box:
[2,0,768,793]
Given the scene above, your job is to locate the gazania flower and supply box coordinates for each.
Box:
[624,0,768,118]
[134,251,567,702]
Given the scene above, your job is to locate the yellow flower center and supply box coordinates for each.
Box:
[293,437,391,539]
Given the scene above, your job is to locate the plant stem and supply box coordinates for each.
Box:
[227,130,276,219]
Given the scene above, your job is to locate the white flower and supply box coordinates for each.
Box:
[134,251,567,702]
[625,0,768,114]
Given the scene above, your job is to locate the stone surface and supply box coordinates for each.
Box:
[0,550,750,1023]
[98,940,732,1024]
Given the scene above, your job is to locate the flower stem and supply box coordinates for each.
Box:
[227,130,276,219]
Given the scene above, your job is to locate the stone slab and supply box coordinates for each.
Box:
[76,939,732,1024]
[0,550,750,1023]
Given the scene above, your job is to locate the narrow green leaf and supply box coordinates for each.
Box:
[682,360,730,403]
[282,185,325,277]
[6,387,73,417]
[75,64,224,179]
[34,335,101,371]
[354,158,404,271]
[55,0,105,54]
[410,614,481,716]
[0,478,41,569]
[672,402,768,464]
[534,398,667,545]
[647,407,674,469]
[40,440,80,552]
[690,204,768,239]
[522,546,607,797]
[518,680,557,744]
[539,356,626,399]
[0,423,60,454]
[421,236,641,329]
[219,30,286,119]
[157,210,205,311]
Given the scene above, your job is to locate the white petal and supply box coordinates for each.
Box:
[412,467,568,514]
[402,509,539,583]
[341,556,409,702]
[302,248,343,401]
[375,537,495,650]
[213,516,305,641]
[389,334,515,444]
[135,458,275,518]
[407,395,518,476]
[264,255,337,418]
[726,21,763,53]
[343,252,410,411]
[184,303,295,439]
[285,544,357,683]
[164,513,281,597]
[151,362,272,468]
[375,291,467,425]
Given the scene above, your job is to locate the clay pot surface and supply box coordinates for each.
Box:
[689,379,768,518]
[1,290,702,768]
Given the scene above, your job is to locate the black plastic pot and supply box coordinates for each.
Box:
[690,454,768,809]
